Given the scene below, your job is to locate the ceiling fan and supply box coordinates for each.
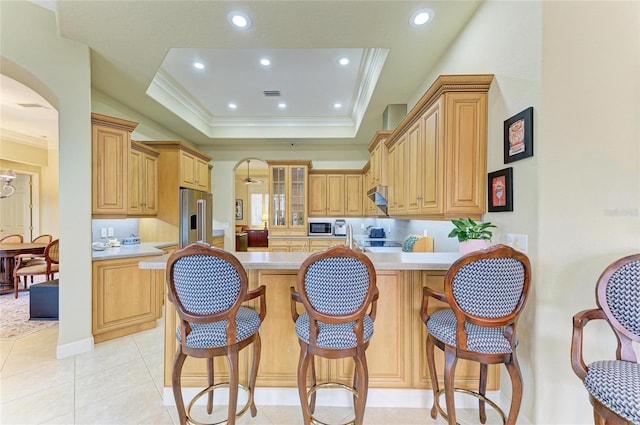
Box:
[243,160,262,185]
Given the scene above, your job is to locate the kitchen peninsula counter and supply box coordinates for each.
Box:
[138,250,461,270]
[143,249,500,401]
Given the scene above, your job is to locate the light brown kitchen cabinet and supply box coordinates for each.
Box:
[344,174,363,216]
[268,238,308,252]
[180,150,211,192]
[137,141,213,243]
[128,142,159,216]
[267,160,310,236]
[91,113,138,216]
[388,134,407,215]
[385,75,493,220]
[308,237,345,252]
[92,255,164,343]
[308,174,327,217]
[308,171,363,217]
[211,235,224,249]
[367,131,391,189]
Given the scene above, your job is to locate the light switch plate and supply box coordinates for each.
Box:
[108,227,114,237]
[507,234,528,254]
[100,227,107,238]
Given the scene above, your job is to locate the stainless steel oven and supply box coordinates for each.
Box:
[308,222,332,236]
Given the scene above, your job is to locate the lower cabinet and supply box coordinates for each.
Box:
[269,238,308,252]
[211,235,224,249]
[92,256,164,343]
[162,268,498,390]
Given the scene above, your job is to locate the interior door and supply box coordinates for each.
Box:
[0,173,32,240]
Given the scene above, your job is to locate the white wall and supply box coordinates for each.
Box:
[1,1,94,357]
[411,1,640,423]
[536,2,640,423]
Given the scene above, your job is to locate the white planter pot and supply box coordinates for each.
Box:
[459,239,490,255]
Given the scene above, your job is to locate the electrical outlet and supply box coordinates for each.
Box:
[360,223,365,230]
[100,227,107,238]
[108,227,114,237]
[507,233,528,254]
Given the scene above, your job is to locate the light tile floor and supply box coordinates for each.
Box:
[0,314,503,424]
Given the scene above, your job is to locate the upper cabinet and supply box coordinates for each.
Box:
[309,171,363,217]
[91,113,138,216]
[180,150,211,192]
[367,131,391,189]
[267,160,310,236]
[385,75,493,220]
[129,142,159,216]
[138,141,213,243]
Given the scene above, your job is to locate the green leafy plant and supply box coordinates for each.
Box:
[448,218,496,243]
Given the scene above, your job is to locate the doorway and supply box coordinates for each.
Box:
[234,159,269,230]
[0,173,34,240]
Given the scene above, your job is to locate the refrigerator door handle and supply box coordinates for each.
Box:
[197,199,207,243]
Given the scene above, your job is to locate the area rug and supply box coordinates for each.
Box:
[0,292,57,339]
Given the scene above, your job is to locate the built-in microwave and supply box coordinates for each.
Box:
[309,222,332,236]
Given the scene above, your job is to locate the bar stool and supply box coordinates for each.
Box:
[166,243,266,425]
[421,244,531,425]
[290,245,378,425]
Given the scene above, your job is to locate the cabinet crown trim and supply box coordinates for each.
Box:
[141,141,213,162]
[385,74,494,148]
[91,113,138,132]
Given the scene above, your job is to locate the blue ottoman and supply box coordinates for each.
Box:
[30,279,59,320]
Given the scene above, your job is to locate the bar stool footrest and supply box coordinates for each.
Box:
[435,388,507,425]
[186,382,252,425]
[307,382,358,425]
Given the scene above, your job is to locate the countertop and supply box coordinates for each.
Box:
[139,251,461,271]
[92,242,177,261]
[269,235,347,239]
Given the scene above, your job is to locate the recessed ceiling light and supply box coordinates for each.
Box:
[227,11,252,30]
[193,62,205,70]
[409,8,434,27]
[278,103,286,109]
[260,58,270,66]
[333,103,342,109]
[339,57,349,66]
[228,103,238,109]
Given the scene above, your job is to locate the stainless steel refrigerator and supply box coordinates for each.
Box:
[179,188,213,248]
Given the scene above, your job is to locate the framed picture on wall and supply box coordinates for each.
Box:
[504,107,533,163]
[488,167,513,212]
[235,199,243,220]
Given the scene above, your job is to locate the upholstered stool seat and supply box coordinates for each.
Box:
[582,360,640,423]
[290,245,378,425]
[426,309,510,353]
[294,312,374,348]
[176,306,261,348]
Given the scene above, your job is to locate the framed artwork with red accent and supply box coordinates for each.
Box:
[488,167,513,212]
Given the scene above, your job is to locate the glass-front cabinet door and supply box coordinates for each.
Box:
[268,160,310,236]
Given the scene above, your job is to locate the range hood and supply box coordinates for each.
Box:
[367,186,388,216]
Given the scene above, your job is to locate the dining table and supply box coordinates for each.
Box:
[0,242,48,294]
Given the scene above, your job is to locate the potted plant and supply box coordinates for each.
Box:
[448,218,496,255]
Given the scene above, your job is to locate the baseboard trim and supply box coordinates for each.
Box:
[56,336,93,359]
[163,387,501,409]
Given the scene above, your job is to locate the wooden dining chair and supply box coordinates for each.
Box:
[0,234,24,275]
[13,239,59,298]
[15,234,54,286]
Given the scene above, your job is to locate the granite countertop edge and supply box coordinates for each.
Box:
[138,251,461,271]
[92,241,177,261]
